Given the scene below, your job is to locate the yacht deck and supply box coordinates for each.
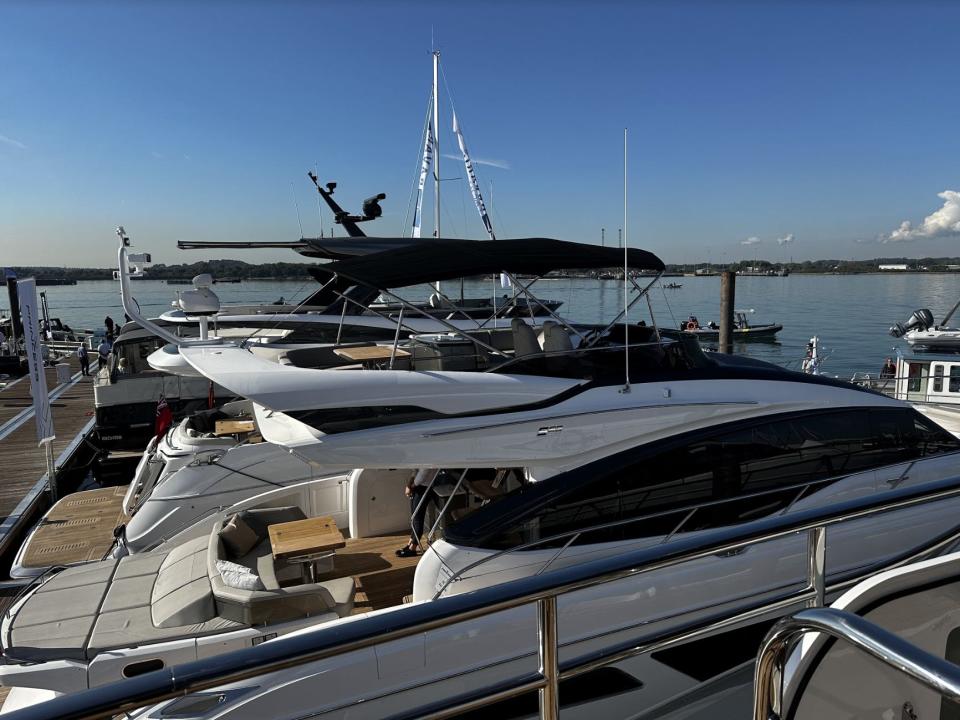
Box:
[312,533,420,614]
[18,486,129,570]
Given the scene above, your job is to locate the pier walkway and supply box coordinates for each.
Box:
[0,356,100,555]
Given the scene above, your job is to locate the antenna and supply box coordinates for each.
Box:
[621,128,630,394]
[315,163,324,238]
[291,182,304,238]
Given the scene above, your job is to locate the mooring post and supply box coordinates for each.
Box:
[719,271,735,354]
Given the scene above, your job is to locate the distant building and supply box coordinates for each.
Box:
[879,264,909,271]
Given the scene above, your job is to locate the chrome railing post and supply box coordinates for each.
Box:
[807,526,826,607]
[538,596,560,720]
[389,306,404,369]
[754,608,960,720]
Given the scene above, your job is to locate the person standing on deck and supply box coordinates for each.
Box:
[397,468,440,558]
[77,342,90,376]
[97,337,112,367]
[104,315,115,341]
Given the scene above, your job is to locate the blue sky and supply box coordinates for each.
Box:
[2,0,960,267]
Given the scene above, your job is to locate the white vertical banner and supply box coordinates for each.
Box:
[452,112,510,288]
[452,112,496,240]
[412,120,435,239]
[18,278,54,442]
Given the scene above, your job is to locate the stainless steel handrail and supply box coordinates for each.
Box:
[753,607,960,720]
[10,473,960,720]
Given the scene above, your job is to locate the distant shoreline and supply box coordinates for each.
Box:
[8,256,960,280]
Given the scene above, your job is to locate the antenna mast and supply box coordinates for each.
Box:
[622,127,630,393]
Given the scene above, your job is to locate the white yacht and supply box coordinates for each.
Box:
[8,278,960,715]
[96,233,561,450]
[13,234,655,579]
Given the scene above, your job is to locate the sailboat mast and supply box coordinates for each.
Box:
[432,49,441,292]
[432,50,441,240]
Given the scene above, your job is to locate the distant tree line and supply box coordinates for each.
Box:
[666,257,960,274]
[10,255,960,281]
[7,259,317,281]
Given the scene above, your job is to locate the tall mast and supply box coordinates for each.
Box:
[432,50,441,241]
[432,49,441,293]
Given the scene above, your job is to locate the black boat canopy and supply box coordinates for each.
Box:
[309,238,665,289]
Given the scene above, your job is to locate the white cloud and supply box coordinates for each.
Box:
[0,133,27,150]
[151,150,164,159]
[740,236,761,246]
[776,233,795,246]
[881,190,960,243]
[441,152,510,170]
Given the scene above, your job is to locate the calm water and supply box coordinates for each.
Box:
[5,274,960,378]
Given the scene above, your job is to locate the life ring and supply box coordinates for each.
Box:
[685,321,698,331]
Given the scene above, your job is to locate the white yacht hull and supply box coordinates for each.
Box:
[119,452,960,720]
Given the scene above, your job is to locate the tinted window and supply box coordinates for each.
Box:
[475,408,960,550]
[934,365,944,392]
[950,366,960,393]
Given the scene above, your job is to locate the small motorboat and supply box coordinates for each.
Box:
[680,310,782,342]
[890,301,960,350]
[663,282,683,289]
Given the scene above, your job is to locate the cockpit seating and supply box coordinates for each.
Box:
[511,318,541,357]
[538,321,575,353]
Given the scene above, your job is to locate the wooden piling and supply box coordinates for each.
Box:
[719,271,735,354]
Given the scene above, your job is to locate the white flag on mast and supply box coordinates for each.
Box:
[453,112,510,287]
[453,112,495,240]
[412,119,434,239]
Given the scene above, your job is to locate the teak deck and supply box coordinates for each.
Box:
[312,533,421,614]
[18,485,129,569]
[0,356,99,523]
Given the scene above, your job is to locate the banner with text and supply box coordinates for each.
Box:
[18,278,54,442]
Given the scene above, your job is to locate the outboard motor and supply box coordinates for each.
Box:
[889,308,934,338]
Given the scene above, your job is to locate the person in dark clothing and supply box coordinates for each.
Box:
[104,316,115,341]
[880,357,896,379]
[397,468,441,558]
[77,343,90,376]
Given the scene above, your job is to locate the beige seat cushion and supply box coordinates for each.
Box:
[221,513,259,558]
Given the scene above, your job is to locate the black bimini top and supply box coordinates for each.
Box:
[309,238,665,290]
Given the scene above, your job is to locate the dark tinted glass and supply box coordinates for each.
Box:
[483,408,960,549]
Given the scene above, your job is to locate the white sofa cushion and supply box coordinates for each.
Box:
[216,560,264,591]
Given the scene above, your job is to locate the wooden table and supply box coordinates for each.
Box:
[333,345,411,365]
[268,516,346,583]
[214,419,256,436]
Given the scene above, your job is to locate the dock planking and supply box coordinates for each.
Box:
[0,356,99,524]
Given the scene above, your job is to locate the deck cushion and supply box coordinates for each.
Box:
[150,577,216,629]
[151,536,213,628]
[216,560,264,591]
[221,514,259,558]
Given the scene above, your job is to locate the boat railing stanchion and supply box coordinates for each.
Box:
[806,526,826,607]
[389,306,404,369]
[537,595,560,720]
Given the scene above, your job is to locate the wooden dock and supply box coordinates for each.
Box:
[0,356,100,559]
[0,356,95,517]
